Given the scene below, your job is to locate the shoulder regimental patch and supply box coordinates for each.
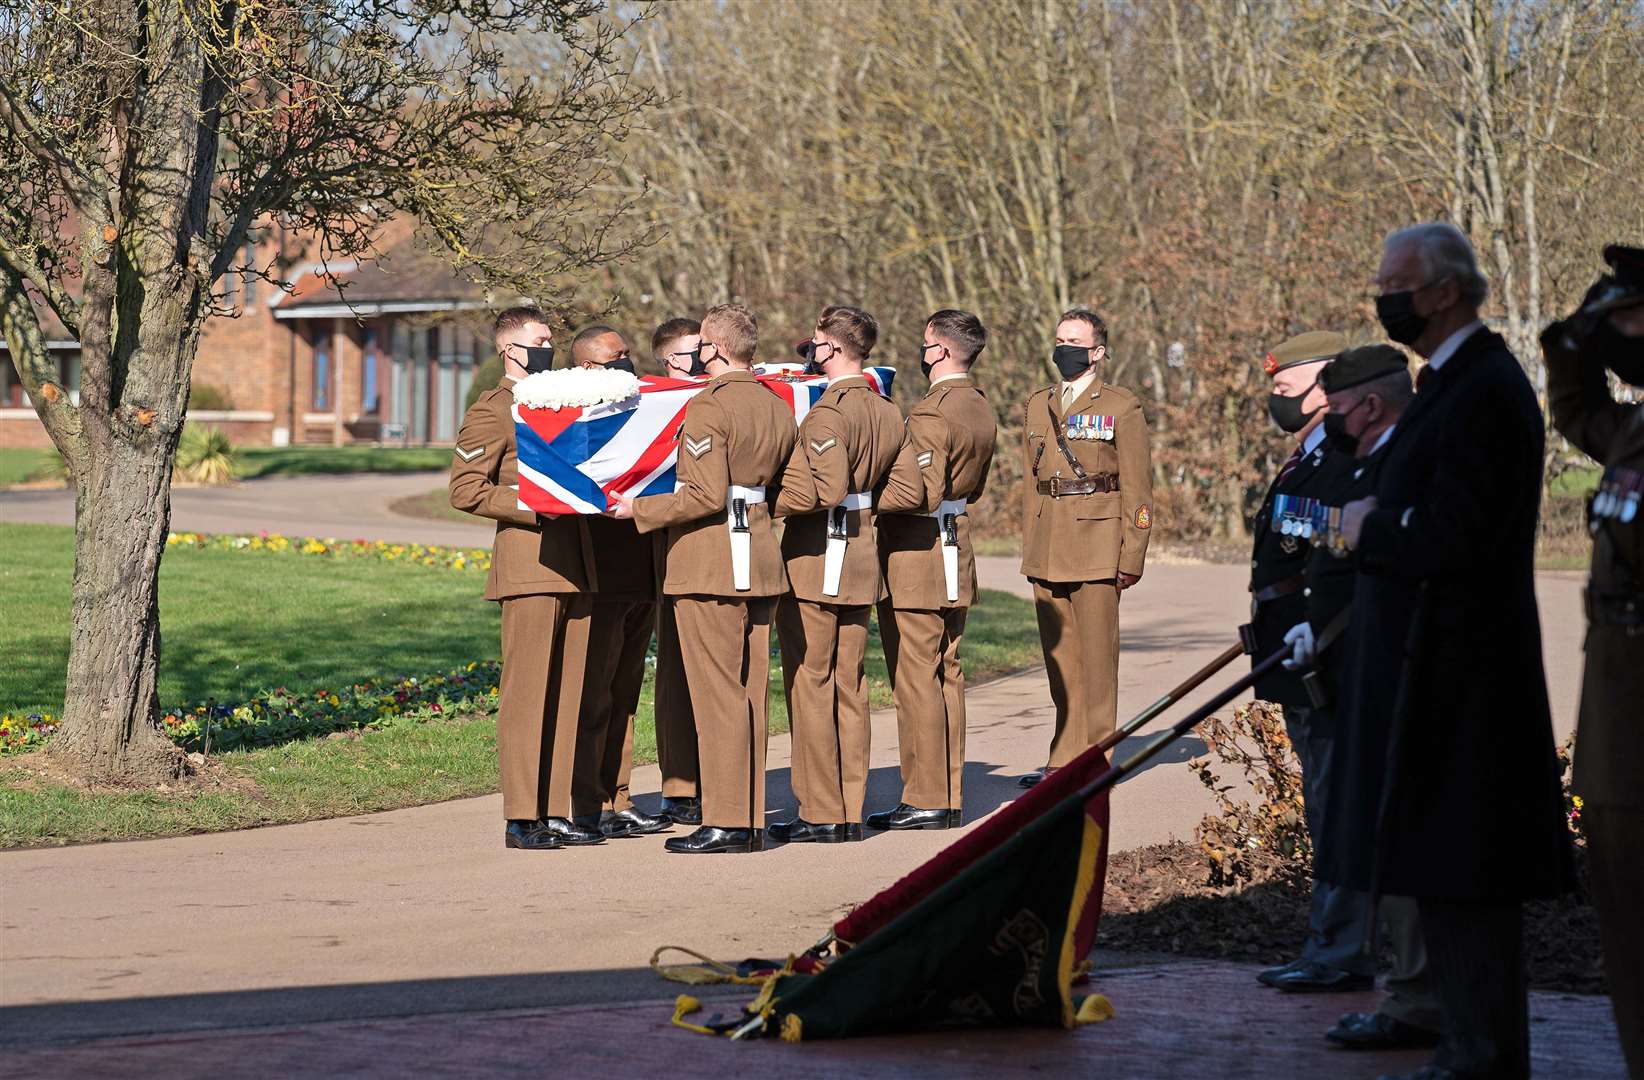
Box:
[454,446,483,462]
[1134,505,1151,530]
[810,437,837,455]
[683,434,712,459]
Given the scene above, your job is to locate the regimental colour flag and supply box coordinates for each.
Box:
[513,366,896,516]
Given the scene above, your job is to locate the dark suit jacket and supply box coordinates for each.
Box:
[1317,327,1571,902]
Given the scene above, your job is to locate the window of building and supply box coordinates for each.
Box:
[312,321,332,411]
[361,326,380,415]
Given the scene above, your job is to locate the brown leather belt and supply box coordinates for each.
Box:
[1036,472,1120,497]
[1586,587,1644,635]
[1251,575,1306,605]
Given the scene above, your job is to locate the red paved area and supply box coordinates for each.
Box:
[0,959,1622,1079]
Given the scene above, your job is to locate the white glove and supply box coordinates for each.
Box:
[1281,622,1316,671]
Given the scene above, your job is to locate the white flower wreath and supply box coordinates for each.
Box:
[513,366,642,410]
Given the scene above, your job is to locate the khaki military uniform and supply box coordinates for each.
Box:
[876,375,996,810]
[1019,374,1153,767]
[652,594,699,800]
[633,369,797,830]
[449,376,597,822]
[775,375,924,824]
[1550,355,1644,1073]
[577,516,659,818]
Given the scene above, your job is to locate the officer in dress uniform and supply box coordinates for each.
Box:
[770,305,924,844]
[648,317,706,826]
[611,304,797,854]
[1545,243,1644,1077]
[1018,309,1153,787]
[868,309,996,831]
[565,325,670,839]
[449,306,603,849]
[1275,347,1446,1051]
[1243,330,1368,993]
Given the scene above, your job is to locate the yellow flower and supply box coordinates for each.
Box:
[328,694,340,706]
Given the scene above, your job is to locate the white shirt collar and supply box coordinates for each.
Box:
[1368,423,1397,455]
[1301,423,1327,456]
[1427,319,1484,371]
[931,371,969,387]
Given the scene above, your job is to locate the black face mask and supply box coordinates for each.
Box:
[1322,398,1371,456]
[1588,318,1644,387]
[1267,390,1319,434]
[605,357,635,375]
[684,346,708,377]
[518,345,554,373]
[918,342,943,380]
[1052,344,1092,380]
[1376,282,1442,347]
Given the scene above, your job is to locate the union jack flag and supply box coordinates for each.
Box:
[513,367,896,515]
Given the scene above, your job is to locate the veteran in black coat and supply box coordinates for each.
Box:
[1333,224,1571,1080]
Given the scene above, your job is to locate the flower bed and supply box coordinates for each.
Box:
[2,661,501,757]
[164,531,491,573]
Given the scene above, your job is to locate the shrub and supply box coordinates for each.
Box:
[176,424,238,484]
[1188,700,1310,888]
[187,382,238,411]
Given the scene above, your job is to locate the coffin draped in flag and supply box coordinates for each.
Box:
[662,740,1113,1042]
[512,365,896,515]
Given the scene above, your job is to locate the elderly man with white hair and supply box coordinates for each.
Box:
[1328,222,1572,1080]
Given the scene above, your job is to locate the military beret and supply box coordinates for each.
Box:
[1577,244,1644,317]
[1603,244,1644,290]
[1319,344,1410,395]
[1263,330,1348,376]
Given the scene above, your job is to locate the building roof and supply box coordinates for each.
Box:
[271,238,495,321]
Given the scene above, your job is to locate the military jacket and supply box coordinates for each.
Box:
[1549,348,1644,808]
[1302,438,1394,700]
[633,368,797,598]
[586,516,661,604]
[879,377,997,610]
[1249,435,1358,706]
[1018,377,1153,583]
[776,375,924,606]
[449,376,597,601]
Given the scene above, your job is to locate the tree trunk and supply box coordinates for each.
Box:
[46,424,184,782]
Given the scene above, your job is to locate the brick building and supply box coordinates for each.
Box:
[1,234,505,450]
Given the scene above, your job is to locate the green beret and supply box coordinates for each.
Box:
[1263,331,1348,376]
[1320,345,1410,394]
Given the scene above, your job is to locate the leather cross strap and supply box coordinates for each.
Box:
[1250,574,1306,604]
[1049,400,1091,481]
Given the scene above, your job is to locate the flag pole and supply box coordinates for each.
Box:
[1075,646,1289,801]
[1092,640,1246,755]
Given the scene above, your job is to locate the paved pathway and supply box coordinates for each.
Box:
[0,470,1602,1065]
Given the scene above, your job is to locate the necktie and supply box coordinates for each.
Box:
[1276,447,1304,487]
[1416,364,1435,391]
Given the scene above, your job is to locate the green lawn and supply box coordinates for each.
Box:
[234,445,452,479]
[0,447,62,486]
[0,521,1042,846]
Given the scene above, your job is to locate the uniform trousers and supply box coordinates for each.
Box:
[877,602,968,810]
[674,596,773,831]
[575,598,654,817]
[1285,704,1375,976]
[654,598,701,799]
[777,597,872,824]
[1375,894,1443,1032]
[1031,578,1119,767]
[496,592,593,821]
[1418,897,1529,1079]
[1585,804,1644,1076]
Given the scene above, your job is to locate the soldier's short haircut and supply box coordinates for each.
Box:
[926,309,987,365]
[492,305,551,347]
[1057,308,1110,349]
[570,323,625,365]
[701,303,758,364]
[815,305,879,361]
[651,317,701,358]
[1386,222,1490,307]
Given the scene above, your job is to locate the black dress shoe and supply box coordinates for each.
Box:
[767,818,863,844]
[659,796,702,826]
[1256,957,1305,987]
[539,816,606,846]
[600,807,671,838]
[866,804,961,831]
[1018,766,1058,788]
[1269,961,1374,993]
[663,826,764,854]
[504,820,562,850]
[1327,1011,1442,1051]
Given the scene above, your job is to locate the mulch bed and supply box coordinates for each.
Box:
[1096,841,1606,995]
